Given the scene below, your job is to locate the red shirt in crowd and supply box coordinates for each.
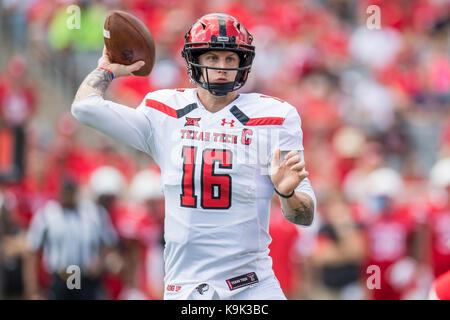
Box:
[424,204,450,278]
[363,206,417,300]
[269,204,301,297]
[0,78,37,126]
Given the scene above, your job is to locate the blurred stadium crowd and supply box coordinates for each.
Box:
[0,0,449,300]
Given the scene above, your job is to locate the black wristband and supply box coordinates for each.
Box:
[274,187,295,198]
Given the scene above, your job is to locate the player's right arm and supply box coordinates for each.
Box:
[73,46,145,103]
[71,47,153,155]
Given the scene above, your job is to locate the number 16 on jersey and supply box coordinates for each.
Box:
[180,146,233,209]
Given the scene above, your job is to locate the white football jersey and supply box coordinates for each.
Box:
[72,88,315,299]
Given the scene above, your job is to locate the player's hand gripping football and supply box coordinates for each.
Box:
[270,149,309,196]
[97,46,145,78]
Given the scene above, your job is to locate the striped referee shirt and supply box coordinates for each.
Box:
[27,199,117,273]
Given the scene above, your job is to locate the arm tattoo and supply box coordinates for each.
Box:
[292,202,314,226]
[281,194,314,226]
[86,69,113,92]
[74,69,112,102]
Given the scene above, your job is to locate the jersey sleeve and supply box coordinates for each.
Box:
[71,94,154,156]
[274,105,316,218]
[278,107,304,151]
[287,150,317,218]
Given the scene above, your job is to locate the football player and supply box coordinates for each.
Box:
[71,13,316,300]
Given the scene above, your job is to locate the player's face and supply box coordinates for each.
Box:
[198,50,240,84]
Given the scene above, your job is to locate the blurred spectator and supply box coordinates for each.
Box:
[0,185,28,299]
[0,55,37,126]
[342,141,383,207]
[47,1,105,52]
[24,178,117,299]
[88,165,126,300]
[360,168,419,300]
[349,26,403,70]
[417,158,450,279]
[1,0,31,49]
[47,1,107,87]
[86,137,137,183]
[306,190,365,300]
[126,168,165,300]
[295,70,342,134]
[43,124,92,197]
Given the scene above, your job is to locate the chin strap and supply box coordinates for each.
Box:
[204,82,236,96]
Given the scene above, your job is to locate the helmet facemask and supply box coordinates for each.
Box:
[181,14,255,96]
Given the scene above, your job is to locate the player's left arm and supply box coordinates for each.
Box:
[270,149,315,226]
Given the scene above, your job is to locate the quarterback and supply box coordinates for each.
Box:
[72,13,316,300]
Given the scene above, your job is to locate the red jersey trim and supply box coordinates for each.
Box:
[145,99,178,118]
[246,117,285,126]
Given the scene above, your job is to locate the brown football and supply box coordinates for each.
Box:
[103,10,155,77]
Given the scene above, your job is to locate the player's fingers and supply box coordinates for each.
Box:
[280,150,298,167]
[289,161,305,171]
[286,155,302,167]
[298,170,309,180]
[271,148,281,168]
[127,60,145,73]
[284,150,298,161]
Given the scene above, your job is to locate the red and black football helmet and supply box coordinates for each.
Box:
[182,13,255,96]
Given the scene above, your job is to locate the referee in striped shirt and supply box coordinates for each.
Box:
[24,178,118,300]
